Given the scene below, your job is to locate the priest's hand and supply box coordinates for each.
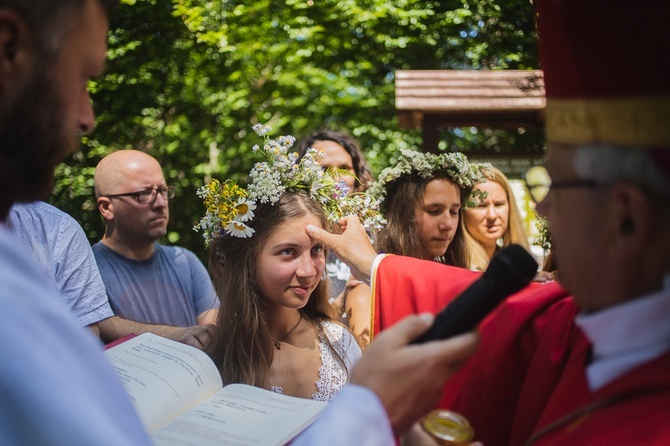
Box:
[350,313,479,437]
[306,215,378,284]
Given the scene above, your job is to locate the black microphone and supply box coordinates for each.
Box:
[412,244,538,343]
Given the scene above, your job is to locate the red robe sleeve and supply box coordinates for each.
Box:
[371,255,481,337]
[372,254,576,446]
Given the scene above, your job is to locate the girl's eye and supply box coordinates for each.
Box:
[280,248,295,256]
[312,245,324,254]
[450,210,459,216]
[427,209,441,216]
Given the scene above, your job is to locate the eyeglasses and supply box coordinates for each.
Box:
[104,186,175,204]
[524,166,602,203]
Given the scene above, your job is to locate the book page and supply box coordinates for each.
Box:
[105,333,223,432]
[151,383,328,446]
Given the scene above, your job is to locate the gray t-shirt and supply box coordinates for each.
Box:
[92,242,219,326]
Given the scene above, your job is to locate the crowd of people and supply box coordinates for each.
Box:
[2,0,669,444]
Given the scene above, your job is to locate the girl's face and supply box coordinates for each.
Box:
[311,140,356,194]
[256,213,326,310]
[415,178,461,259]
[464,180,509,247]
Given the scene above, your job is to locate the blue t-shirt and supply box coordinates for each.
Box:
[93,242,219,326]
[0,225,151,445]
[8,202,113,327]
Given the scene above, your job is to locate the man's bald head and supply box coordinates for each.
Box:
[94,150,163,197]
[95,149,170,256]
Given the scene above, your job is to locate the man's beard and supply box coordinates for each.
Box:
[0,66,77,218]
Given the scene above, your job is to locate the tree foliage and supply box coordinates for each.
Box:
[51,0,539,257]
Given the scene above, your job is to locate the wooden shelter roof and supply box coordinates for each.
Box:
[395,70,546,130]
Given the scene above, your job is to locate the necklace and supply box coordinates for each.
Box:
[271,313,303,350]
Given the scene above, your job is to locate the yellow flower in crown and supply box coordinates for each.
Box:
[195,123,386,245]
[195,179,256,242]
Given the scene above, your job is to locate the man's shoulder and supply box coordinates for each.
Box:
[91,242,126,266]
[9,201,78,231]
[91,241,106,253]
[0,228,58,302]
[12,200,61,216]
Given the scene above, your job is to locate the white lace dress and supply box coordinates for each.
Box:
[270,320,362,402]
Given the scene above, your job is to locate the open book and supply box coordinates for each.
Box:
[105,333,327,446]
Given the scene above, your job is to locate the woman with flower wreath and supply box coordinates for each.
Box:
[342,149,489,349]
[195,125,384,401]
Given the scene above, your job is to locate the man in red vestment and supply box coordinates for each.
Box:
[308,0,670,444]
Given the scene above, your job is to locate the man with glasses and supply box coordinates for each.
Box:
[93,150,219,331]
[308,0,670,444]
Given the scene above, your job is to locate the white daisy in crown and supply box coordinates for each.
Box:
[225,220,255,238]
[234,198,256,222]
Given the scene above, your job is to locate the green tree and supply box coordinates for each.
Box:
[51,0,539,258]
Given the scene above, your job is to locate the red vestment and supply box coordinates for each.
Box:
[372,255,670,445]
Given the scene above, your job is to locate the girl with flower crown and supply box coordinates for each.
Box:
[195,125,384,401]
[207,192,361,401]
[343,149,489,348]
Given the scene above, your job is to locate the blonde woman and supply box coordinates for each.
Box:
[464,166,530,271]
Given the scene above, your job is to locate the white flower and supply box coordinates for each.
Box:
[234,198,256,222]
[252,123,272,136]
[278,135,296,148]
[225,220,255,238]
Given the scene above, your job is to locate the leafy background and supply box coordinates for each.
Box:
[51,0,541,259]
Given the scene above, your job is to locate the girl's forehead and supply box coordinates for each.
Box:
[423,178,461,202]
[265,214,324,243]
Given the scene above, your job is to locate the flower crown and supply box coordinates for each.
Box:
[195,124,386,245]
[368,149,491,210]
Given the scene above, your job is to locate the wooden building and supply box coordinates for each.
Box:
[395,70,546,156]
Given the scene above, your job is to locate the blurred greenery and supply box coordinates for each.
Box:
[51,0,541,259]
